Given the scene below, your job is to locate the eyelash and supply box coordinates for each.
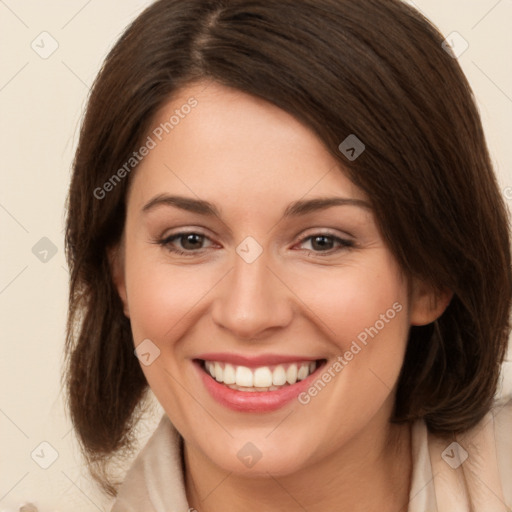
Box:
[155,231,355,257]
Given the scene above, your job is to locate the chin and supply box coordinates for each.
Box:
[191,431,318,477]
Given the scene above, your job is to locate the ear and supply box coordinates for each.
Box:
[409,278,453,326]
[108,241,130,318]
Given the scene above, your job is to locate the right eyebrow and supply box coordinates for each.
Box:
[142,194,221,216]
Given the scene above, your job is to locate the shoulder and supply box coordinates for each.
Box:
[431,390,512,511]
[111,414,189,512]
[493,392,512,507]
[408,384,512,512]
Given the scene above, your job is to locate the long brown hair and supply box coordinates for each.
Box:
[64,0,512,495]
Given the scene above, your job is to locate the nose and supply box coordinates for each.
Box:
[211,251,293,340]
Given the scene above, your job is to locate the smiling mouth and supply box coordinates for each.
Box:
[197,359,327,392]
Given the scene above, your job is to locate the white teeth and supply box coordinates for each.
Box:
[253,367,273,387]
[297,364,309,381]
[272,365,287,386]
[235,366,253,387]
[214,362,223,382]
[204,360,320,389]
[226,384,281,392]
[286,364,298,385]
[223,363,236,384]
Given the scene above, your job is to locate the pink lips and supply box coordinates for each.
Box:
[193,353,325,413]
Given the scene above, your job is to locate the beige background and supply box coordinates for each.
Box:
[1,0,511,510]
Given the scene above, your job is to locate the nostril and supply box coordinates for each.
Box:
[19,504,38,512]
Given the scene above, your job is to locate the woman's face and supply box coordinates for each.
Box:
[113,81,439,477]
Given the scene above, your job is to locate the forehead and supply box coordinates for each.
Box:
[127,81,367,211]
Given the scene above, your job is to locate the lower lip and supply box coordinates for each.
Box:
[195,360,325,412]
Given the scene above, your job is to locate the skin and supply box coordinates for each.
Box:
[111,81,451,511]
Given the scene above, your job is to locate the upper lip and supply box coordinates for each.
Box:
[194,352,323,367]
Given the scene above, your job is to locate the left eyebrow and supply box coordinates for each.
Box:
[283,197,371,217]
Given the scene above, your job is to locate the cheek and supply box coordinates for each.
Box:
[122,244,214,418]
[124,243,216,344]
[300,263,409,417]
[289,253,409,353]
[288,252,411,410]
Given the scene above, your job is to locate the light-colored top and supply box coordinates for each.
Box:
[111,397,512,511]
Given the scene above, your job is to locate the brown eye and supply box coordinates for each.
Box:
[180,233,205,250]
[158,231,214,255]
[310,235,335,251]
[298,234,353,253]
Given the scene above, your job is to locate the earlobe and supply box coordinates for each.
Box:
[108,243,130,318]
[409,279,453,326]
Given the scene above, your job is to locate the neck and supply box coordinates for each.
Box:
[184,413,412,512]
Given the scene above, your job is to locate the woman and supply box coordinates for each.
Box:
[64,0,512,510]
